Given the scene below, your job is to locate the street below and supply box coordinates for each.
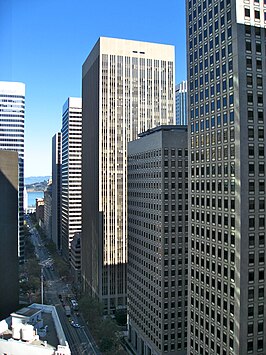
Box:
[26,216,100,355]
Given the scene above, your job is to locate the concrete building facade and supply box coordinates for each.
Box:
[52,132,62,250]
[0,150,19,320]
[127,126,188,355]
[44,180,52,239]
[82,37,175,313]
[36,198,44,225]
[187,0,266,354]
[61,98,82,260]
[70,233,81,285]
[0,81,25,262]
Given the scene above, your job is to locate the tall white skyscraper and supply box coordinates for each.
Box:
[61,98,82,259]
[0,81,25,262]
[82,37,175,314]
[52,132,62,250]
[187,0,266,353]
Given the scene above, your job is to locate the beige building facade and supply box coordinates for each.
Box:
[82,37,175,313]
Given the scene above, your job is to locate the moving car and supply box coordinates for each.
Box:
[71,320,80,328]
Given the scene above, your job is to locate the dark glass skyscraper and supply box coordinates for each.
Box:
[0,150,19,319]
[176,81,188,125]
[187,0,266,353]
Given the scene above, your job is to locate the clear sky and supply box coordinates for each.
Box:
[0,0,186,177]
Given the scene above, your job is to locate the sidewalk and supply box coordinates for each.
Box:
[121,336,137,355]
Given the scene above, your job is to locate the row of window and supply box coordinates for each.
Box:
[244,7,266,21]
[188,8,231,38]
[191,113,234,132]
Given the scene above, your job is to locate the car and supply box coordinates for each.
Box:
[71,321,80,328]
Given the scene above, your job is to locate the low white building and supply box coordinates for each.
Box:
[0,303,71,355]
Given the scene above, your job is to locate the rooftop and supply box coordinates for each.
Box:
[138,124,188,137]
[0,304,70,354]
[15,307,40,318]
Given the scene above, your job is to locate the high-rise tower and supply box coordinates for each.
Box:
[0,150,19,319]
[0,81,25,262]
[61,98,82,259]
[127,125,188,355]
[187,0,266,353]
[175,81,188,125]
[52,132,62,250]
[82,37,175,313]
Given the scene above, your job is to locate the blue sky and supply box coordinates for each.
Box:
[1,0,186,177]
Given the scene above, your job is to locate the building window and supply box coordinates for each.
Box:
[255,10,260,20]
[245,8,250,17]
[246,40,252,51]
[247,93,253,104]
[247,75,253,86]
[247,340,253,352]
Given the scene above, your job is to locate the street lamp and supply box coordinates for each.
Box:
[41,267,44,304]
[39,258,54,305]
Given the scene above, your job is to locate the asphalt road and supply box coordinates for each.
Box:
[26,216,100,355]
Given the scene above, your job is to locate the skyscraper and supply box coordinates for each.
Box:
[175,81,188,125]
[52,132,62,250]
[0,81,25,262]
[61,98,82,260]
[127,125,188,355]
[82,37,175,313]
[44,180,52,239]
[0,150,19,319]
[187,1,266,354]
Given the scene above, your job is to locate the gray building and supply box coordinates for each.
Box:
[127,126,188,355]
[52,132,62,250]
[175,81,187,125]
[44,180,52,239]
[187,0,266,354]
[70,233,81,285]
[0,81,25,262]
[61,98,82,260]
[0,150,19,320]
[82,37,175,314]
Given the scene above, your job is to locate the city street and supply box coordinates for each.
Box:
[26,216,100,355]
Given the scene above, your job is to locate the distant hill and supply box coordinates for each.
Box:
[24,176,51,185]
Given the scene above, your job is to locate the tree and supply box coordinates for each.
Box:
[23,224,31,238]
[114,309,127,326]
[98,319,119,352]
[54,257,69,278]
[28,276,40,292]
[79,295,103,326]
[24,236,35,259]
[27,259,40,278]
